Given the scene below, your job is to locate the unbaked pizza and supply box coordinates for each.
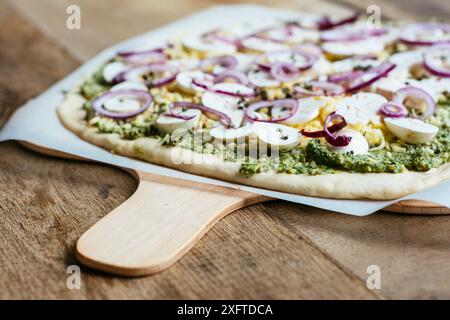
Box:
[58,12,450,199]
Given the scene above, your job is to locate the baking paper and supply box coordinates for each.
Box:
[1,4,449,216]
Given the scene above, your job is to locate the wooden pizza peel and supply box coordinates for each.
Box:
[18,141,450,277]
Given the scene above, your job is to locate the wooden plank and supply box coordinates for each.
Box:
[267,202,450,299]
[0,2,379,299]
[2,0,450,299]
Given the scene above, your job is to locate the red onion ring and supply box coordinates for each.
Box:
[328,70,364,84]
[200,56,238,73]
[192,78,255,98]
[213,83,256,98]
[257,50,317,72]
[323,112,352,146]
[203,29,242,49]
[214,70,251,86]
[270,62,300,82]
[320,27,387,42]
[423,44,450,77]
[118,47,165,57]
[378,102,408,118]
[192,76,214,91]
[293,43,323,57]
[346,62,396,93]
[123,52,166,65]
[399,23,450,46]
[92,89,153,119]
[294,81,344,97]
[393,86,435,119]
[169,101,232,127]
[122,64,178,87]
[246,99,298,123]
[257,24,311,43]
[167,102,198,121]
[301,119,347,138]
[316,12,359,31]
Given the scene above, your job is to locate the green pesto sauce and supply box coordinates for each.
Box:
[80,65,111,99]
[80,69,450,176]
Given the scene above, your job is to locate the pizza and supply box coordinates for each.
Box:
[57,12,450,200]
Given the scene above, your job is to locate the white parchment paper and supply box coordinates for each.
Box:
[1,4,449,216]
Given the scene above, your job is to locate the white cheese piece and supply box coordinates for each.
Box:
[335,93,387,125]
[384,117,438,144]
[212,82,254,96]
[176,70,212,93]
[253,122,300,151]
[323,38,385,56]
[167,58,200,70]
[272,97,329,125]
[328,129,369,155]
[266,26,319,43]
[210,123,254,141]
[110,81,148,92]
[266,51,310,69]
[201,88,245,128]
[102,97,141,113]
[212,53,257,74]
[389,50,424,68]
[103,61,128,83]
[241,36,289,53]
[332,58,381,74]
[248,69,280,87]
[156,109,201,134]
[374,67,411,99]
[311,56,333,75]
[183,36,236,55]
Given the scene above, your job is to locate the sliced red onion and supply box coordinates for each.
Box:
[214,70,250,86]
[259,25,296,42]
[423,44,450,77]
[293,43,323,57]
[246,99,298,123]
[203,29,242,49]
[320,26,387,42]
[257,50,317,72]
[92,89,153,119]
[213,83,255,98]
[328,70,364,84]
[294,81,344,97]
[168,102,198,121]
[399,23,450,46]
[379,102,408,118]
[122,64,178,87]
[270,62,300,82]
[193,78,255,98]
[316,12,359,31]
[192,76,214,91]
[169,101,232,127]
[393,86,436,119]
[124,51,166,65]
[301,120,347,138]
[118,47,165,57]
[200,55,238,73]
[346,62,396,93]
[322,112,351,146]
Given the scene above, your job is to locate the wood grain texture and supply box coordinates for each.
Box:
[1,0,449,299]
[76,171,270,276]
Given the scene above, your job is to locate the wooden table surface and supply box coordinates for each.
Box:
[1,0,450,300]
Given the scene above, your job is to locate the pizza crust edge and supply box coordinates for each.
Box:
[57,92,450,200]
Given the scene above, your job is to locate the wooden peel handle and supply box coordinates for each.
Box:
[76,173,270,276]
